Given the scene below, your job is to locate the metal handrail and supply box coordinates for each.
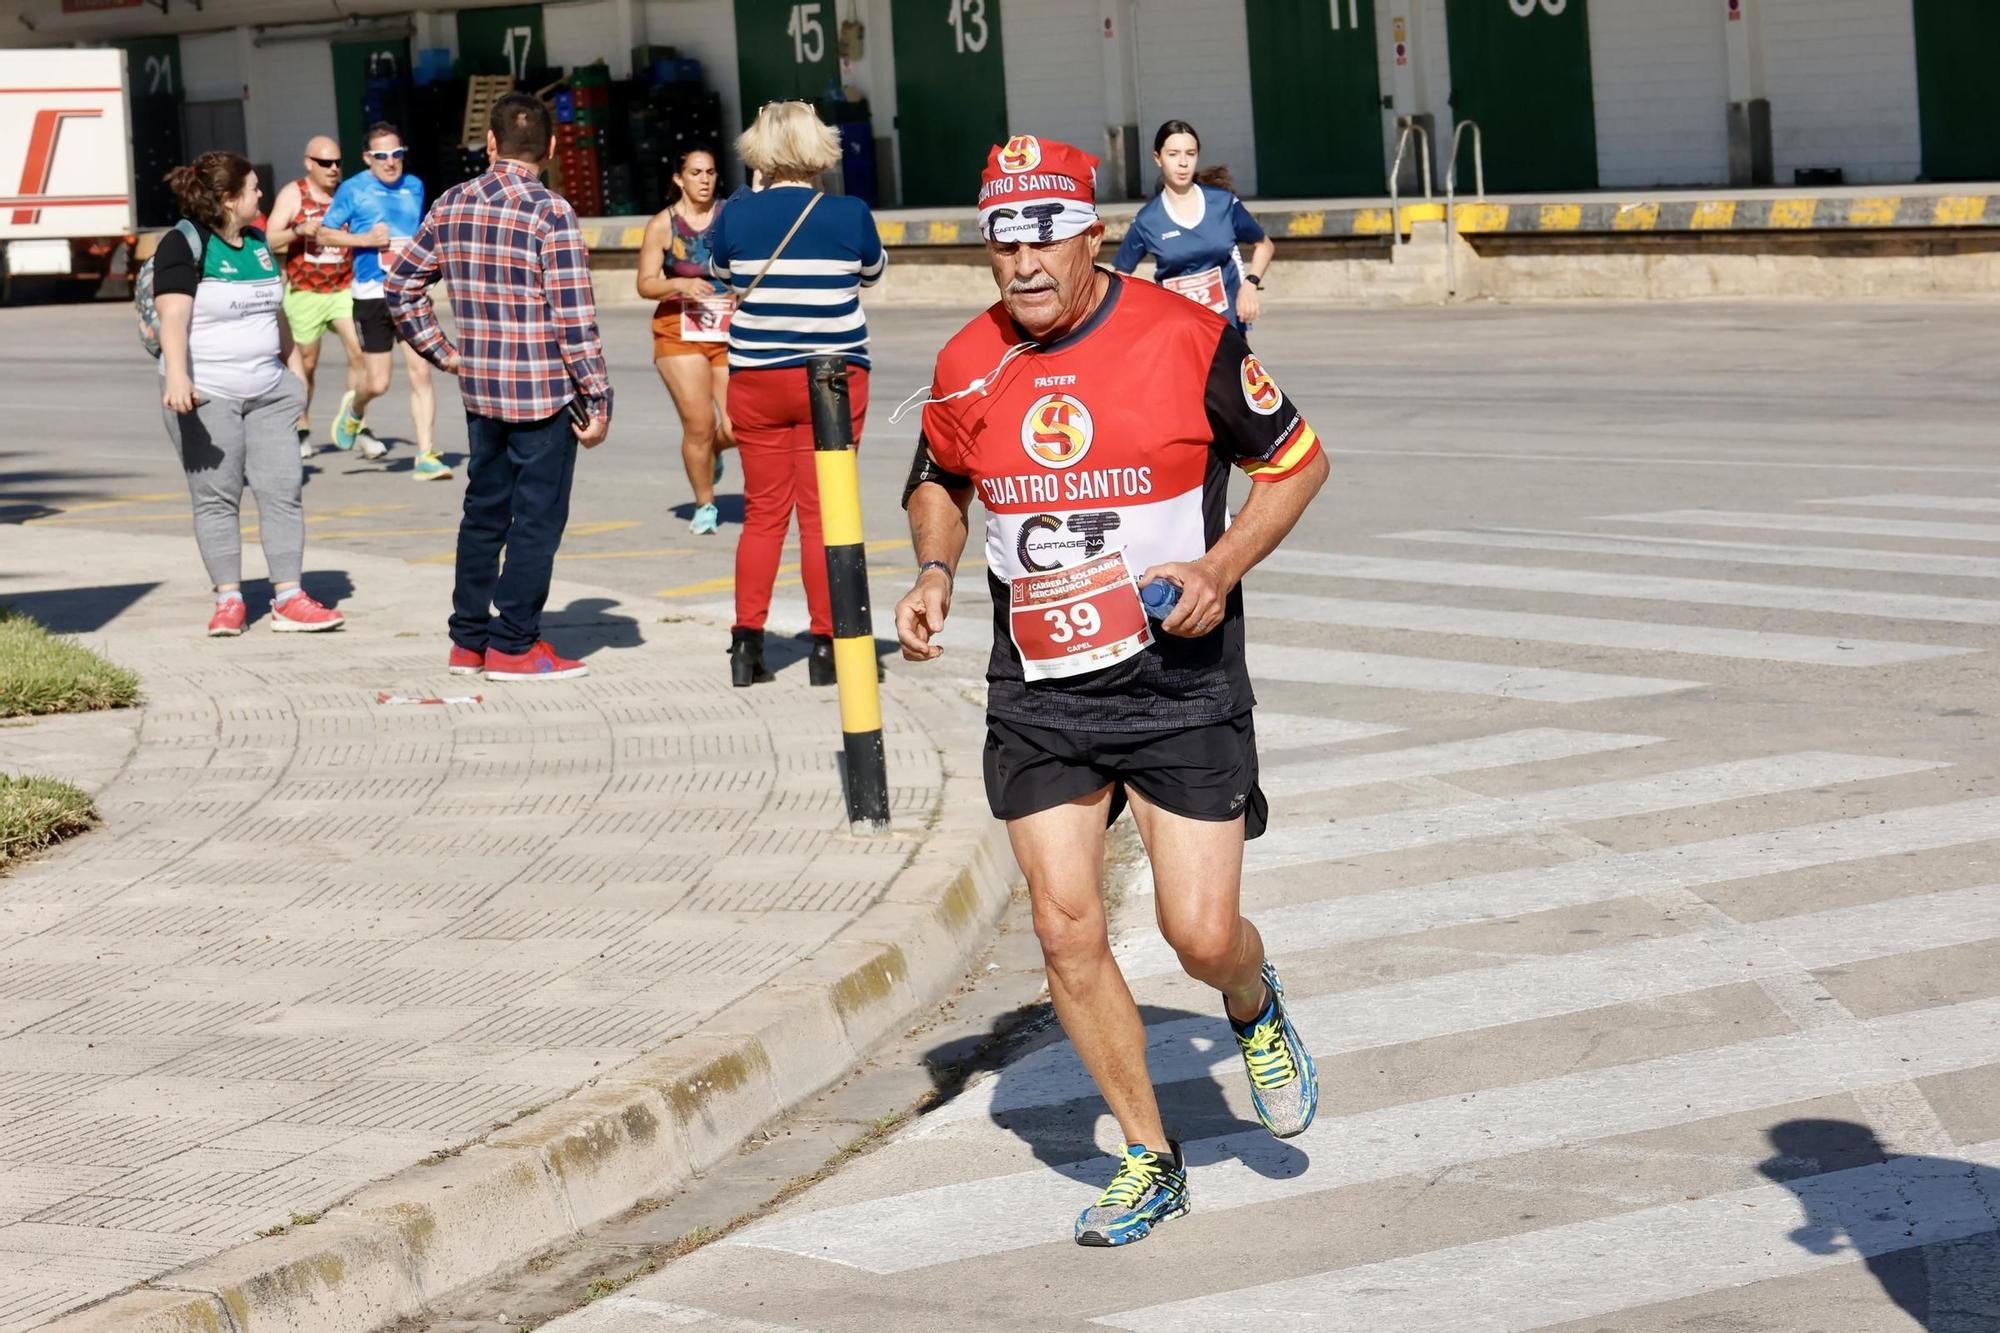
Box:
[1445,119,1484,295]
[1387,121,1432,246]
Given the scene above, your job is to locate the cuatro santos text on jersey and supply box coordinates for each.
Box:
[918,272,1322,731]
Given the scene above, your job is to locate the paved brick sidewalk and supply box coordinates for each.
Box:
[0,525,980,1331]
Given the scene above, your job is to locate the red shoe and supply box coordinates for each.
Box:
[207,599,246,637]
[270,591,345,633]
[483,640,588,681]
[448,644,485,674]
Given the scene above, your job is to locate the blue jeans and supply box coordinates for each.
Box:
[451,409,577,655]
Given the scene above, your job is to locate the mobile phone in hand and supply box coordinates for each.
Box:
[568,396,590,429]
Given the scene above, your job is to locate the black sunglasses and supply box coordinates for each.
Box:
[308,156,341,169]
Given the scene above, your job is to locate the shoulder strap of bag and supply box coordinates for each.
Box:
[738,191,822,303]
[174,217,206,266]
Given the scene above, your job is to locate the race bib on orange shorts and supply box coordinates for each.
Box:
[1162,266,1227,313]
[680,295,736,342]
[1007,551,1152,682]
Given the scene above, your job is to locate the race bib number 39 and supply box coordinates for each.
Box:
[1162,266,1227,313]
[1008,551,1152,681]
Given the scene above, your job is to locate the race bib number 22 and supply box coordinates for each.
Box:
[1008,551,1152,682]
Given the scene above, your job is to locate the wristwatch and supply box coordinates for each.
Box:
[1245,273,1264,288]
[917,560,953,579]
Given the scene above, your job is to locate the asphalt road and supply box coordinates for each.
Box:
[10,293,2000,1331]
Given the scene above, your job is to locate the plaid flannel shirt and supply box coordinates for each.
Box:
[386,159,612,425]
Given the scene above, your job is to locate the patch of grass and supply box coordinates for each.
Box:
[0,773,96,872]
[0,608,141,718]
[255,1223,287,1238]
[289,1212,320,1227]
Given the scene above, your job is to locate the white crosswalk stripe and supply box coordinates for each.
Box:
[912,882,2000,1135]
[1251,643,1698,701]
[1255,591,1971,666]
[1804,493,2000,513]
[728,996,2000,1272]
[1245,752,1942,873]
[1091,1138,2000,1331]
[1613,508,2000,543]
[1259,727,1660,799]
[1260,549,2000,625]
[556,1296,809,1331]
[1390,526,2000,580]
[1116,795,2000,979]
[1254,711,1404,751]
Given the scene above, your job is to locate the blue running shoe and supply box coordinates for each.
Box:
[712,451,726,486]
[689,502,720,535]
[331,391,362,451]
[1231,959,1319,1139]
[1074,1141,1188,1247]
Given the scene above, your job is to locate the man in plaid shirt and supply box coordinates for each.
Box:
[388,92,612,682]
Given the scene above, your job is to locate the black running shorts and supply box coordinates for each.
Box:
[982,712,1268,841]
[354,296,398,354]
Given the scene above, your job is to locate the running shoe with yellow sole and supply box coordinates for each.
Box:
[1074,1141,1188,1247]
[412,451,453,481]
[1231,959,1319,1139]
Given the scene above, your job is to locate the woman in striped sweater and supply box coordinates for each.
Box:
[709,101,886,687]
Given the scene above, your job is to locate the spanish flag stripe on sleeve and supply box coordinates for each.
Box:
[1242,422,1321,481]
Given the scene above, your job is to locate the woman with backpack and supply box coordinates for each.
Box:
[150,152,344,635]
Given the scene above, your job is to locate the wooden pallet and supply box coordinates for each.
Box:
[461,75,516,150]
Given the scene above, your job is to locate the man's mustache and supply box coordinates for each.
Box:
[1007,275,1059,294]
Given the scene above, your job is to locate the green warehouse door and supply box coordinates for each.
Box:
[1444,0,1597,192]
[1247,0,1384,198]
[734,0,842,127]
[892,0,1008,206]
[1914,0,2000,181]
[456,4,548,79]
[331,37,412,175]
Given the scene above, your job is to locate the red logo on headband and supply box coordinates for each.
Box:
[997,135,1043,174]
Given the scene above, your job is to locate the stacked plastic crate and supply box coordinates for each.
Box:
[553,63,610,218]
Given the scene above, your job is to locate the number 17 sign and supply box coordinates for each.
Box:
[1008,551,1153,682]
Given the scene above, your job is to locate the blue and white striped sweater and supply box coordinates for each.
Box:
[708,188,886,371]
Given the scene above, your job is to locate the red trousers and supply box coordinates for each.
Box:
[728,364,869,638]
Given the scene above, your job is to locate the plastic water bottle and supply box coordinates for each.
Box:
[1140,580,1181,620]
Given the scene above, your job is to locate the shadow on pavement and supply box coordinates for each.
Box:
[0,581,161,632]
[669,493,744,524]
[0,451,146,523]
[541,596,643,658]
[1762,1119,2000,1330]
[921,1001,1308,1185]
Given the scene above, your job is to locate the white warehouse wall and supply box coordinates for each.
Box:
[178,30,245,103]
[998,0,1105,163]
[252,39,342,174]
[1132,0,1258,196]
[1587,0,1728,187]
[545,0,630,75]
[1758,0,1921,185]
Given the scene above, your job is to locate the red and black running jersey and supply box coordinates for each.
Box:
[282,179,353,294]
[920,272,1321,731]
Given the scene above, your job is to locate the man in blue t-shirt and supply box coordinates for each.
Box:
[318,122,450,480]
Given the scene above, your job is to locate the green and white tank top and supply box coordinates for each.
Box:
[154,225,288,402]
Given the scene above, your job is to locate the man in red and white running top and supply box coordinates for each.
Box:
[265,136,372,461]
[894,137,1329,1248]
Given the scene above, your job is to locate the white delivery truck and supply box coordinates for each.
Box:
[0,47,135,301]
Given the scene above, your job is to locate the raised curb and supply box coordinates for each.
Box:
[41,670,1017,1333]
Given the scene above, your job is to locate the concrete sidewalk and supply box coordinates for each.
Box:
[0,525,1014,1332]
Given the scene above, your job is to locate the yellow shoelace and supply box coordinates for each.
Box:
[1240,1014,1299,1091]
[1095,1153,1164,1208]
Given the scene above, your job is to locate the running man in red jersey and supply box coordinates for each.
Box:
[893,137,1329,1247]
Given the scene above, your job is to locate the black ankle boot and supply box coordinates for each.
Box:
[729,628,774,687]
[808,634,837,686]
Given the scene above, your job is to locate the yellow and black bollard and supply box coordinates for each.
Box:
[806,354,890,834]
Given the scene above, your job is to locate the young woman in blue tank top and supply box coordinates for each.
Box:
[1112,120,1276,335]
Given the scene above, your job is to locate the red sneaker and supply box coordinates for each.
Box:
[270,591,345,633]
[207,599,246,637]
[448,644,485,674]
[483,640,588,681]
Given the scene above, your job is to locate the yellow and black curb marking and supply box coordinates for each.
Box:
[805,353,891,834]
[576,194,1997,253]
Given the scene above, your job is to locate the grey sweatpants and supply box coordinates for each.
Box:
[162,375,307,589]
